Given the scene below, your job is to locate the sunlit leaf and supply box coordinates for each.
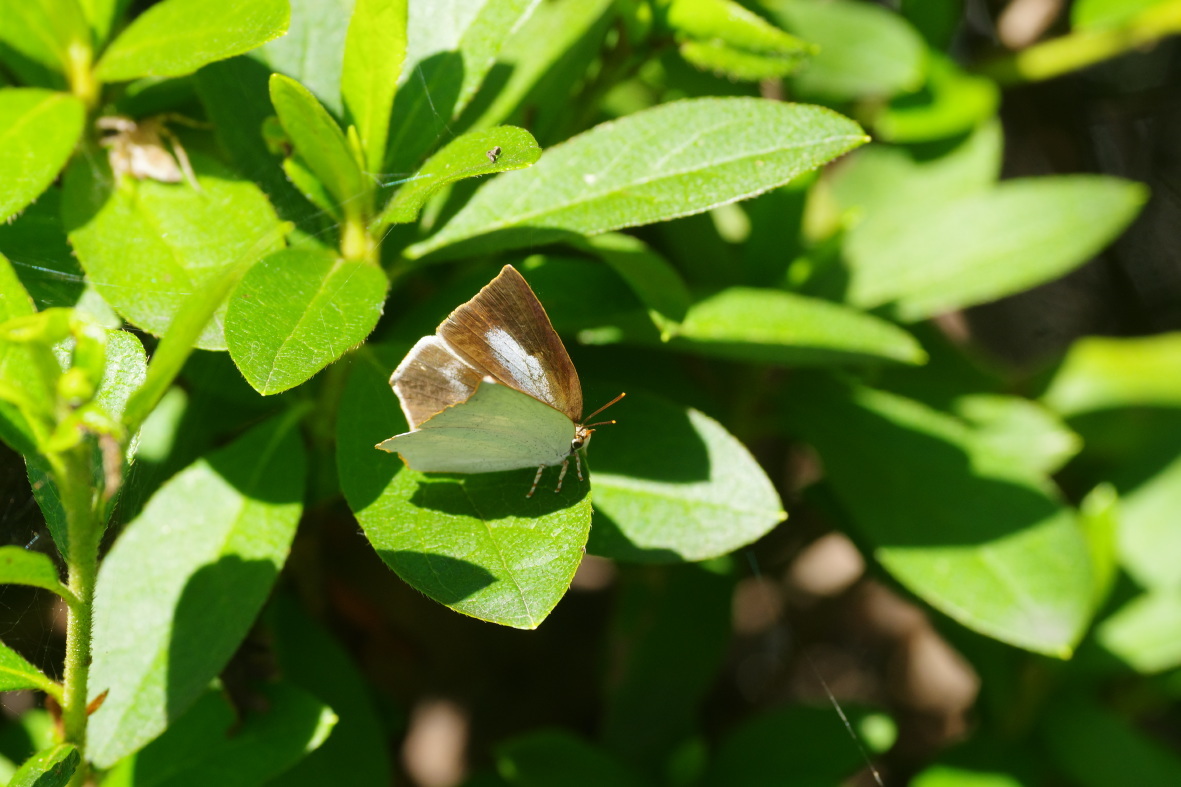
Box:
[0,89,85,223]
[225,247,388,395]
[846,176,1147,321]
[588,391,786,563]
[95,0,290,81]
[342,0,408,173]
[87,415,307,767]
[410,98,867,258]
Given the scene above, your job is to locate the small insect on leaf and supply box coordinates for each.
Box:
[97,114,201,189]
[486,146,502,163]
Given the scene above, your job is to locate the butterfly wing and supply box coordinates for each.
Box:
[377,380,576,473]
[437,265,583,423]
[391,335,484,429]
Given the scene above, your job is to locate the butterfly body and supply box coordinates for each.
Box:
[378,265,617,496]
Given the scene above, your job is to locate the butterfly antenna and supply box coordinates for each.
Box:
[583,392,626,425]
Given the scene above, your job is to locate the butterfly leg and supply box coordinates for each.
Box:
[527,464,546,498]
[574,452,584,482]
[555,457,570,493]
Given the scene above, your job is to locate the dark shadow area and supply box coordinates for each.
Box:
[584,388,711,484]
[1060,407,1181,493]
[201,410,305,505]
[386,51,466,178]
[415,226,591,264]
[375,550,497,606]
[407,467,588,518]
[166,556,278,723]
[453,62,514,131]
[0,45,65,91]
[666,337,915,368]
[0,189,87,312]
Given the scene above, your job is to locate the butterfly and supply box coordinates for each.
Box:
[377,265,623,497]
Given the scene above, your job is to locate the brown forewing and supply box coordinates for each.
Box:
[438,265,583,422]
[391,335,484,429]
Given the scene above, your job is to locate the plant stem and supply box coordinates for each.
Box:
[58,450,100,783]
[982,1,1181,84]
[341,210,377,264]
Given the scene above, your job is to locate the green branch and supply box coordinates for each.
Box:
[983,1,1181,84]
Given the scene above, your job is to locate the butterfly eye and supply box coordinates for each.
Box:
[570,437,583,451]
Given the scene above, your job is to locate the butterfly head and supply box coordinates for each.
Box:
[571,392,626,455]
[571,424,593,454]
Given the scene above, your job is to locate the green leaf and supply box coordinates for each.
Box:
[0,189,91,314]
[194,58,320,221]
[664,287,927,366]
[409,98,867,259]
[1118,447,1181,592]
[496,730,648,787]
[846,176,1148,321]
[1042,333,1181,416]
[0,639,56,694]
[911,764,1026,787]
[1079,483,1119,611]
[587,391,785,563]
[282,155,342,221]
[668,0,814,81]
[1097,591,1181,673]
[831,119,1002,227]
[269,73,368,216]
[264,595,392,786]
[764,0,926,101]
[7,744,78,787]
[100,684,336,787]
[0,89,85,223]
[378,125,541,226]
[466,0,616,134]
[706,706,877,786]
[580,234,692,329]
[87,414,307,767]
[253,0,354,118]
[952,394,1081,477]
[1072,0,1165,29]
[0,546,73,602]
[62,153,286,350]
[337,346,592,629]
[95,0,290,81]
[387,0,542,173]
[872,51,1000,143]
[1043,698,1181,787]
[225,247,388,395]
[788,378,1093,656]
[78,0,132,47]
[0,0,89,87]
[342,0,408,174]
[95,329,148,421]
[0,253,46,458]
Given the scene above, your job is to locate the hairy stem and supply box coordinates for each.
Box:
[58,450,101,784]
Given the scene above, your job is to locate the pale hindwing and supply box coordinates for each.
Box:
[377,381,576,473]
[391,335,483,429]
[438,265,583,422]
